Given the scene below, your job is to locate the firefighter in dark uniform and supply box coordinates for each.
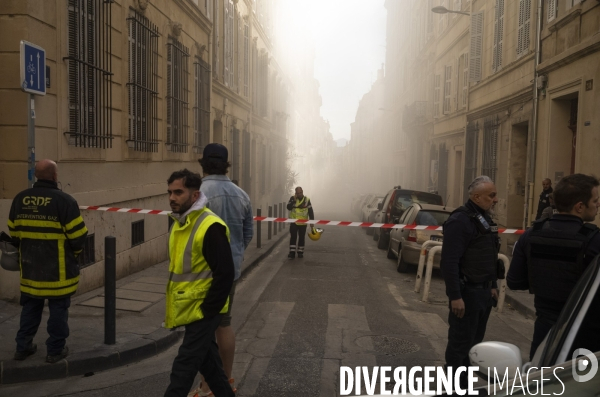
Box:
[440,175,500,389]
[508,173,600,359]
[8,159,88,363]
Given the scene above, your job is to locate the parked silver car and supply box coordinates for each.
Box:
[387,203,453,273]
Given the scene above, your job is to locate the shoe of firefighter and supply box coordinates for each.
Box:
[288,251,295,259]
[14,343,37,360]
[298,252,304,258]
[46,345,69,364]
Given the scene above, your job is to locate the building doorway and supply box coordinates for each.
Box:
[549,92,579,179]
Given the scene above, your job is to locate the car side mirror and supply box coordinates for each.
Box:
[377,203,383,210]
[469,342,522,375]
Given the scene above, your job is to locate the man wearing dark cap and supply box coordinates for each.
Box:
[192,143,253,396]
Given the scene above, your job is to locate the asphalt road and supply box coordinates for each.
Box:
[0,211,534,397]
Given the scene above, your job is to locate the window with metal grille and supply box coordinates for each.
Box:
[492,0,504,73]
[193,57,211,154]
[463,122,479,202]
[78,233,96,268]
[517,0,532,58]
[131,220,145,247]
[482,117,499,183]
[127,11,159,152]
[66,0,113,148]
[443,65,452,114]
[166,38,189,153]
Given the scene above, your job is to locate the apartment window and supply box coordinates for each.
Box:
[166,38,189,153]
[568,0,582,8]
[224,0,234,88]
[131,220,145,247]
[482,117,499,183]
[464,122,479,202]
[469,11,484,82]
[127,11,159,152]
[205,0,212,20]
[434,74,441,117]
[78,234,95,268]
[213,0,219,77]
[492,0,504,73]
[462,53,469,108]
[547,0,557,22]
[66,0,113,148]
[244,21,249,97]
[443,65,452,115]
[517,0,532,58]
[193,57,211,154]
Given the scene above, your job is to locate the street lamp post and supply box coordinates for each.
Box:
[431,6,469,16]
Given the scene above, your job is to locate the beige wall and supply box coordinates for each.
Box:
[0,0,299,300]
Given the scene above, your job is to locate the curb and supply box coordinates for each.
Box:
[503,292,536,320]
[0,328,183,384]
[240,232,287,278]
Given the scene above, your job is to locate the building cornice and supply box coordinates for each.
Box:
[538,33,600,75]
[172,0,213,34]
[467,88,532,122]
[212,81,252,112]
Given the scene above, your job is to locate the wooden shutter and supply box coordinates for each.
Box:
[547,0,556,23]
[492,0,504,72]
[444,65,452,114]
[469,11,483,82]
[434,74,441,117]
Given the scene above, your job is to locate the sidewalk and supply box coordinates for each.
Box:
[0,222,287,385]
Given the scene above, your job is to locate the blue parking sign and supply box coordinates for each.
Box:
[20,41,46,95]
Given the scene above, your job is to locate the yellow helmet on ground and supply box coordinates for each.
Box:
[308,227,324,241]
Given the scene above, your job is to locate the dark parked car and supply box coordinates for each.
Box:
[373,187,443,250]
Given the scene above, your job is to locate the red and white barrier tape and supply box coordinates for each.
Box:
[79,205,525,234]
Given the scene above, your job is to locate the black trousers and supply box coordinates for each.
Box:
[530,315,554,360]
[445,287,493,387]
[164,315,234,397]
[289,224,307,253]
[15,294,70,355]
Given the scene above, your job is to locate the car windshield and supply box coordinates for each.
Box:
[415,211,450,226]
[394,192,443,209]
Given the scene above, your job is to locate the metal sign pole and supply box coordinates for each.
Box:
[28,95,35,188]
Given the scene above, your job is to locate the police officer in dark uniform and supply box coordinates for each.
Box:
[441,175,500,389]
[535,178,553,220]
[508,173,600,359]
[8,159,88,363]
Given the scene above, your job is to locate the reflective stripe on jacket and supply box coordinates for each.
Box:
[165,207,231,328]
[290,196,311,225]
[8,180,88,298]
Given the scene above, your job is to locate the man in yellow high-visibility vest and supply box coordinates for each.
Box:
[164,169,235,397]
[286,186,314,259]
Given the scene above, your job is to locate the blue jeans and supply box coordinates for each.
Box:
[164,315,234,397]
[15,294,70,355]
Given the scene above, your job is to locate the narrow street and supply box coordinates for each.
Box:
[0,211,534,397]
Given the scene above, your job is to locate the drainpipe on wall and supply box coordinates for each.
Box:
[524,0,543,230]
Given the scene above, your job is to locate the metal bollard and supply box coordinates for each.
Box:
[415,240,443,293]
[256,208,262,248]
[268,206,272,240]
[496,254,510,313]
[273,205,277,236]
[104,236,116,345]
[421,245,442,303]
